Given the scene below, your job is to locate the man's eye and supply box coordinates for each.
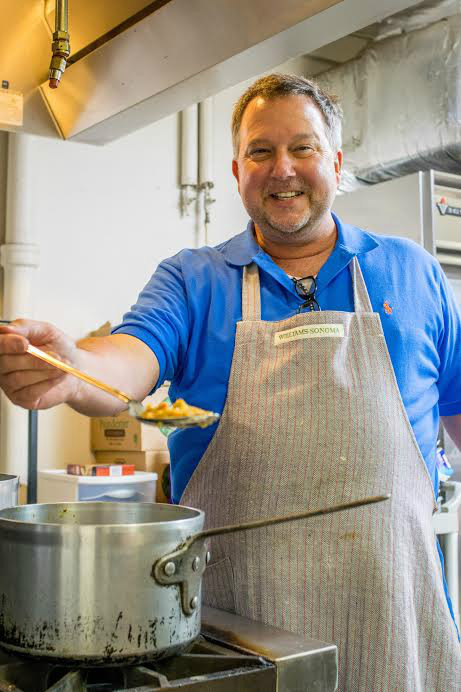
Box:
[249,148,270,157]
[296,145,313,152]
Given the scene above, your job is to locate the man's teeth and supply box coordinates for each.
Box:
[271,191,302,199]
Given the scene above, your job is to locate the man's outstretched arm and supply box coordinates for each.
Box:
[0,320,159,416]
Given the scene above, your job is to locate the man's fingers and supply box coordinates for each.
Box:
[2,369,65,395]
[0,353,56,376]
[0,320,78,411]
[0,334,29,355]
[0,319,54,343]
[8,374,75,410]
[10,377,71,410]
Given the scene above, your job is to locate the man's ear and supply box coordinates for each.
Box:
[334,150,343,186]
[232,159,240,193]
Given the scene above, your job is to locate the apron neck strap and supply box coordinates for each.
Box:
[242,255,373,320]
[242,264,261,320]
[351,256,373,313]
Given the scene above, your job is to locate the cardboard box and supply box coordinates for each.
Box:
[90,412,169,451]
[95,450,170,503]
[90,388,170,451]
[19,484,27,505]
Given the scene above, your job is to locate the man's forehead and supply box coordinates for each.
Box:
[240,94,325,138]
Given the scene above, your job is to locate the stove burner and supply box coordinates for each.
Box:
[46,665,127,690]
[0,638,273,692]
[0,607,338,692]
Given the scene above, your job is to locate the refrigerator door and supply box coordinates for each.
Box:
[433,175,461,266]
[333,172,426,246]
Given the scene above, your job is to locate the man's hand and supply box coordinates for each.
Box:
[0,320,160,416]
[0,320,81,410]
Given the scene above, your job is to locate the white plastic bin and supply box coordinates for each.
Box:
[38,469,157,504]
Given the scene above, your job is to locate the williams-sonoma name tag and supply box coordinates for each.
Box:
[274,324,344,345]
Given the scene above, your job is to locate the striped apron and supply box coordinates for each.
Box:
[181,257,461,692]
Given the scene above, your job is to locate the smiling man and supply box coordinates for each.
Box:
[238,91,342,278]
[232,91,341,253]
[0,74,460,692]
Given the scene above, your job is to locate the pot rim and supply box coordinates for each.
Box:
[0,500,204,530]
[0,474,19,482]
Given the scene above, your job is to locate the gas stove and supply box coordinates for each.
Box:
[0,607,337,692]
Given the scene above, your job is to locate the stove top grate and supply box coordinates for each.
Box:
[0,637,275,692]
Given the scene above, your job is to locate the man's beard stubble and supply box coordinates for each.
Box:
[249,190,332,244]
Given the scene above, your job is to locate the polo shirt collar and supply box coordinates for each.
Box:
[316,213,379,296]
[334,212,378,255]
[222,212,379,268]
[220,221,261,266]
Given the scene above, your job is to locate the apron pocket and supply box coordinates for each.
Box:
[202,556,236,613]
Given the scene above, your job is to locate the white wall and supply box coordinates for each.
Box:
[0,56,327,474]
[33,113,196,469]
[0,132,8,300]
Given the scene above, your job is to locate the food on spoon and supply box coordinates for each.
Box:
[140,398,211,420]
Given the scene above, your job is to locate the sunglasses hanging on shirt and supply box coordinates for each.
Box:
[292,275,321,312]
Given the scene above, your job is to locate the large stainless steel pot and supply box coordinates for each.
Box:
[0,496,388,665]
[0,474,19,510]
[0,502,204,665]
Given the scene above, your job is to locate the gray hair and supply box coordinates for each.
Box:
[231,73,343,156]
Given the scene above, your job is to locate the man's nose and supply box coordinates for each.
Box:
[271,150,296,178]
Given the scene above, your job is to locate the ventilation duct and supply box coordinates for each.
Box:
[361,0,461,41]
[317,14,461,183]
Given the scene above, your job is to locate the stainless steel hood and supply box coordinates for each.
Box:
[5,0,424,144]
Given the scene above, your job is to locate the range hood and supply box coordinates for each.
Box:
[7,0,423,144]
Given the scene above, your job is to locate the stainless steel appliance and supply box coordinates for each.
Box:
[0,474,19,509]
[334,170,461,261]
[0,606,338,692]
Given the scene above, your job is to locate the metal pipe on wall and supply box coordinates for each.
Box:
[198,98,213,187]
[27,411,38,503]
[180,104,198,220]
[55,0,68,32]
[0,133,40,487]
[198,98,215,246]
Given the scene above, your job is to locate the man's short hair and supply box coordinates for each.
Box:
[231,73,343,157]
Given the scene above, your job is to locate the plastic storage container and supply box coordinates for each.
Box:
[38,469,157,503]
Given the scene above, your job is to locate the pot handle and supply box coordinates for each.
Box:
[152,494,390,617]
[190,494,390,546]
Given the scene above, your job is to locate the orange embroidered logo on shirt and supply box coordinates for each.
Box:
[383,301,393,315]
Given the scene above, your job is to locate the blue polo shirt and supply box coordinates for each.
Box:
[113,213,461,504]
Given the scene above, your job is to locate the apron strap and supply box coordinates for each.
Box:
[242,256,373,319]
[242,264,261,321]
[351,255,373,313]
